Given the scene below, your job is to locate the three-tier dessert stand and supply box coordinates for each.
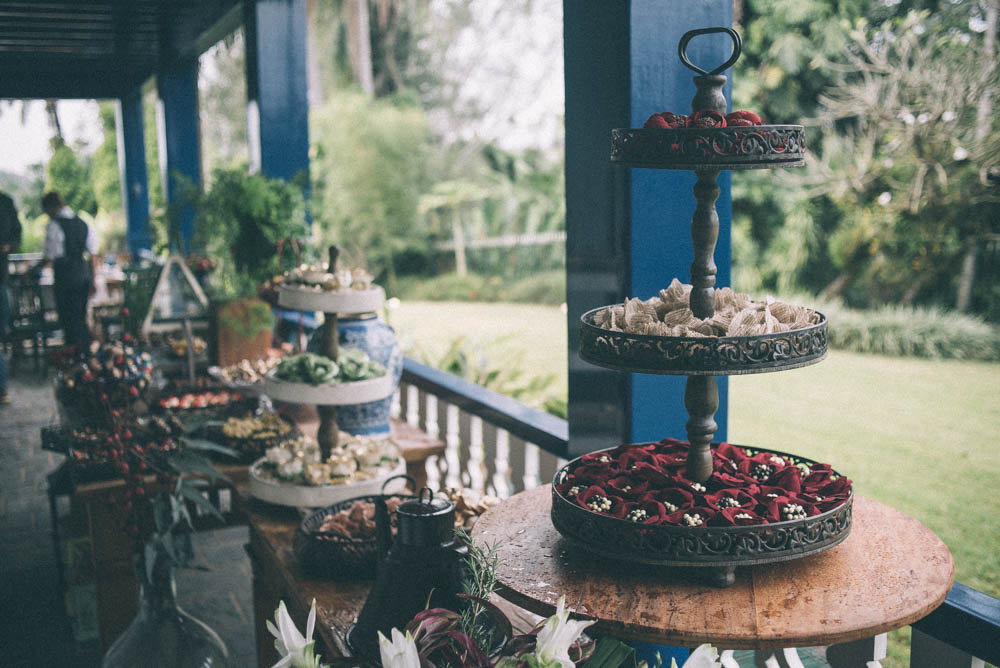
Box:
[551,27,850,586]
[264,247,395,461]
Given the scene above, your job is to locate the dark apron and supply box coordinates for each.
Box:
[52,216,91,287]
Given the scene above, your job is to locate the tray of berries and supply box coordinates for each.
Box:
[550,438,852,583]
[611,110,805,170]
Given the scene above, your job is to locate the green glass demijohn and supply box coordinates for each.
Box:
[101,555,230,668]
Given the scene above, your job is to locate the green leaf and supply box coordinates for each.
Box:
[161,529,177,566]
[170,494,194,530]
[177,479,224,521]
[180,437,240,459]
[153,494,172,534]
[168,450,231,483]
[580,636,636,668]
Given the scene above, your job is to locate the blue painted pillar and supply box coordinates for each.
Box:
[244,0,310,183]
[157,60,202,252]
[565,0,733,456]
[116,87,151,255]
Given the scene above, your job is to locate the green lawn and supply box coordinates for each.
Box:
[391,301,1000,663]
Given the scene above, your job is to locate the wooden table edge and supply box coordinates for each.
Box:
[475,487,956,651]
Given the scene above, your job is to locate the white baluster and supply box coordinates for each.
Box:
[481,422,500,497]
[523,442,541,490]
[753,648,804,668]
[390,387,401,419]
[405,385,419,427]
[467,415,486,493]
[492,429,512,498]
[424,393,439,441]
[444,404,461,489]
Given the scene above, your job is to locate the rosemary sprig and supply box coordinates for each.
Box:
[456,528,501,652]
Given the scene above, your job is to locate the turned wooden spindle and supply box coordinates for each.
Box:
[689,170,720,320]
[684,375,718,483]
[683,72,728,482]
[317,245,341,460]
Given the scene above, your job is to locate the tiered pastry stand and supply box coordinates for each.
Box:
[556,27,846,587]
[264,247,394,462]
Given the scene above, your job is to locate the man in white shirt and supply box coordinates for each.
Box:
[33,191,99,348]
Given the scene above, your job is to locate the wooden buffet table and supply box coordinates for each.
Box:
[472,486,954,659]
[64,419,443,654]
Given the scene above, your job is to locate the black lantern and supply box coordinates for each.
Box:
[346,487,467,662]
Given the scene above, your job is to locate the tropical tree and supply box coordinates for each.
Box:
[806,11,999,308]
[732,0,1000,319]
[46,141,97,216]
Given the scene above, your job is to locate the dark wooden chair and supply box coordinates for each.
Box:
[6,274,61,372]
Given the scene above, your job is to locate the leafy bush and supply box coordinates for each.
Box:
[310,92,436,294]
[807,298,1000,361]
[393,270,565,305]
[417,335,557,411]
[504,270,565,305]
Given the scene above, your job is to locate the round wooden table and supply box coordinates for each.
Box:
[472,486,953,650]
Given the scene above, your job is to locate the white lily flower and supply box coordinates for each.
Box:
[533,595,597,668]
[668,643,725,668]
[378,628,421,668]
[267,599,321,668]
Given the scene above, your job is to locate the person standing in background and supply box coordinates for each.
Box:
[0,192,22,404]
[32,191,98,349]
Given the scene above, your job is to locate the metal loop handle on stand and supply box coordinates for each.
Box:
[678,27,742,75]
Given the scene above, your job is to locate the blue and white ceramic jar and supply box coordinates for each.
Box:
[310,314,402,437]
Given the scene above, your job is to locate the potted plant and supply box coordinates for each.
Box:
[187,167,309,365]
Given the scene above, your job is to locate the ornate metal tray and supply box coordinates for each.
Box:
[550,446,852,587]
[611,125,805,170]
[579,307,827,375]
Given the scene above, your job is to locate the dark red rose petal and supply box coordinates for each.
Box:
[769,465,803,495]
[660,112,689,128]
[665,506,717,527]
[643,114,671,129]
[714,506,768,526]
[725,110,762,126]
[705,488,756,511]
[690,109,726,128]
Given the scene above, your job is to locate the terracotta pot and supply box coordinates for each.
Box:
[212,298,273,367]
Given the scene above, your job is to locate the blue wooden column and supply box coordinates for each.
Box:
[157,60,202,252]
[565,0,733,457]
[244,0,310,182]
[116,87,151,255]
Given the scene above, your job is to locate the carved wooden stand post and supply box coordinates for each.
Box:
[317,246,340,460]
[683,74,727,484]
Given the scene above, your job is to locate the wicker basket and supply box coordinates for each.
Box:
[293,494,416,579]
